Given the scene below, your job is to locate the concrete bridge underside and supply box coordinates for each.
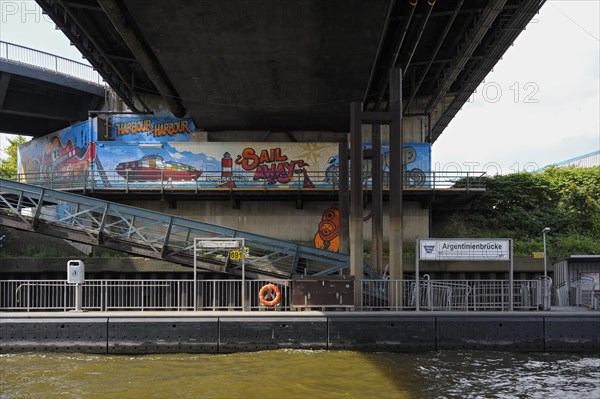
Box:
[35,0,546,141]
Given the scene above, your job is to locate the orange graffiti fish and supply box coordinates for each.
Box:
[314,204,340,252]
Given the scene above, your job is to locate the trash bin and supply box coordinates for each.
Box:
[67,260,85,284]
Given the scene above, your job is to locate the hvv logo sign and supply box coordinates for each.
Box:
[423,245,435,254]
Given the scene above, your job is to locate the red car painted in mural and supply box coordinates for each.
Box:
[41,136,96,178]
[116,154,202,181]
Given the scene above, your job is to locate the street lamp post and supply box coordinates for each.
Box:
[542,227,550,278]
[541,227,551,310]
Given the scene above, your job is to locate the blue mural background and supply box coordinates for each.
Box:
[18,116,432,189]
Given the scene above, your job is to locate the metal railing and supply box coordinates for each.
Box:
[0,41,104,86]
[12,169,487,192]
[361,278,548,311]
[555,275,599,310]
[1,278,550,312]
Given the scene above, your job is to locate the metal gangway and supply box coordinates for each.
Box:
[0,179,355,278]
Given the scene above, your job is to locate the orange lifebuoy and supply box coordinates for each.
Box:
[259,283,281,307]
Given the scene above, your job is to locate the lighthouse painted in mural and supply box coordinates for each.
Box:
[220,152,235,188]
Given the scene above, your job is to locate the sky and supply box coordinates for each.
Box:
[0,0,599,174]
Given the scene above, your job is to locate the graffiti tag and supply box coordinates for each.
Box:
[115,119,192,138]
[235,147,309,184]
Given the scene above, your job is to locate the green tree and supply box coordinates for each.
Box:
[438,167,600,256]
[541,166,600,237]
[0,135,27,179]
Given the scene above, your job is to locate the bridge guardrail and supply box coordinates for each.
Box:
[9,170,487,192]
[0,41,104,86]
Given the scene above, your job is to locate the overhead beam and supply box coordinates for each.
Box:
[373,0,417,105]
[425,0,507,115]
[362,0,396,107]
[430,0,546,141]
[400,0,435,77]
[37,0,149,113]
[97,0,186,118]
[62,1,102,11]
[404,0,463,112]
[409,55,485,67]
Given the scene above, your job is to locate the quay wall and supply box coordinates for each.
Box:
[1,312,598,354]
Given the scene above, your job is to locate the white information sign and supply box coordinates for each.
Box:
[419,239,511,261]
[196,240,241,249]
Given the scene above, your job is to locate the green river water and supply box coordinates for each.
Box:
[1,350,598,398]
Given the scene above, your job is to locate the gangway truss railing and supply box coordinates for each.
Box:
[0,179,351,278]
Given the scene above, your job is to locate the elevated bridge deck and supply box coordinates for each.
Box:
[0,41,105,136]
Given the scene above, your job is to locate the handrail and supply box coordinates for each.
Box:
[0,40,104,86]
[9,169,488,191]
[1,278,554,312]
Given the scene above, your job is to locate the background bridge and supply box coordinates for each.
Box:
[0,41,105,135]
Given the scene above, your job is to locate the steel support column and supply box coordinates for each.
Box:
[389,68,403,306]
[372,124,383,274]
[338,142,350,255]
[350,102,363,307]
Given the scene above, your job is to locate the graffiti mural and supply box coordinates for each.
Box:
[17,115,432,190]
[235,147,314,187]
[382,143,431,187]
[40,136,96,177]
[115,154,202,182]
[18,120,97,182]
[111,115,195,142]
[165,142,336,189]
[314,204,340,252]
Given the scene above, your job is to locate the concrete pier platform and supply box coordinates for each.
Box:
[1,311,598,354]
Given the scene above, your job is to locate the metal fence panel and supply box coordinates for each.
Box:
[0,279,557,312]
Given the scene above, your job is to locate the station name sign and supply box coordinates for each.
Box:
[418,239,511,261]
